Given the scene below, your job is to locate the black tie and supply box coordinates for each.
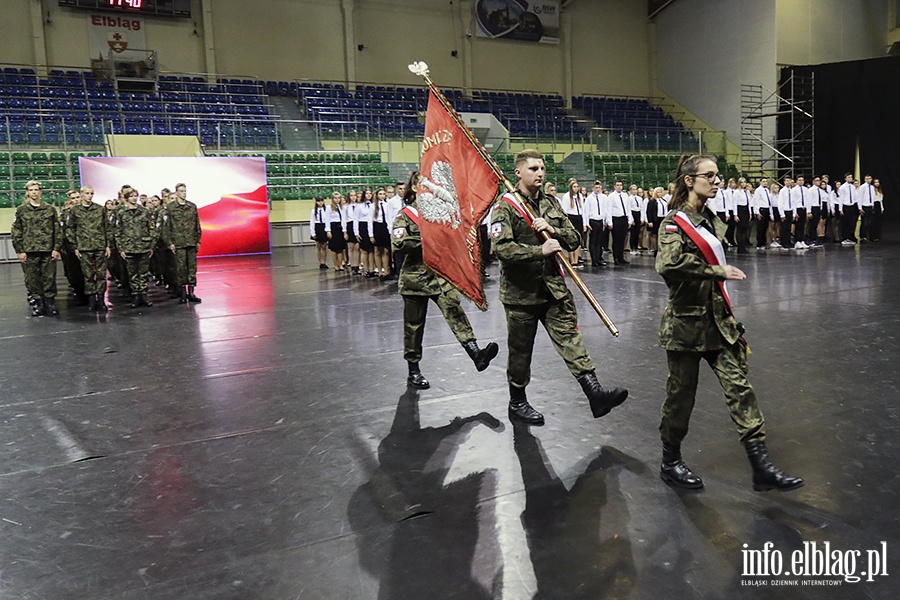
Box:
[619,193,626,215]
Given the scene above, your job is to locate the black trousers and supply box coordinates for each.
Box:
[860,206,873,240]
[841,206,858,241]
[735,205,750,251]
[755,208,770,247]
[588,219,606,264]
[725,216,736,246]
[808,206,822,241]
[871,204,882,241]
[611,216,629,262]
[794,208,807,244]
[629,210,642,250]
[780,210,793,247]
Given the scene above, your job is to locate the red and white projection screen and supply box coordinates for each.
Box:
[78,156,270,257]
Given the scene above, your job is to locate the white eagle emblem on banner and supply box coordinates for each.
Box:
[419,161,461,230]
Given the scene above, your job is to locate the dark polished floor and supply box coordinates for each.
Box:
[0,238,898,600]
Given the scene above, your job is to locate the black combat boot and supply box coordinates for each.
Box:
[508,385,544,425]
[143,294,153,307]
[96,294,109,312]
[31,298,45,317]
[463,340,499,372]
[660,442,704,489]
[407,362,430,389]
[177,286,187,303]
[44,298,59,316]
[87,294,97,311]
[131,294,143,308]
[186,285,202,303]
[744,440,804,492]
[577,372,629,418]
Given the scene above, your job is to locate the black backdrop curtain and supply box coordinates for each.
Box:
[783,56,900,221]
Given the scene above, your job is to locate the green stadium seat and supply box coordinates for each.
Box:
[0,193,12,209]
[32,166,50,177]
[0,152,9,164]
[85,152,103,158]
[49,152,68,163]
[50,165,68,177]
[0,165,9,177]
[13,165,30,178]
[30,152,49,164]
[12,153,30,164]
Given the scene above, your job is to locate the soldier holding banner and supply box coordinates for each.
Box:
[655,154,803,492]
[391,172,499,390]
[491,150,628,426]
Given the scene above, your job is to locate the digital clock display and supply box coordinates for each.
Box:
[58,0,192,18]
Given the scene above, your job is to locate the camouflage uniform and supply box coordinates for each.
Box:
[67,202,109,295]
[391,202,475,363]
[114,204,158,294]
[161,200,202,286]
[491,191,593,389]
[60,205,86,298]
[655,204,765,445]
[11,201,61,299]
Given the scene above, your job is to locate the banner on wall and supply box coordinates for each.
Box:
[87,13,147,61]
[78,157,271,257]
[475,0,559,44]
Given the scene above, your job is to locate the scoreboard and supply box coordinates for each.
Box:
[58,0,192,18]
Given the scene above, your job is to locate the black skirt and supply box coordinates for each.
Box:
[314,223,327,243]
[328,222,347,252]
[358,222,374,252]
[373,221,390,248]
[648,219,662,235]
[346,228,358,244]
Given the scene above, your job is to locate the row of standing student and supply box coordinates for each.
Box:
[308,183,411,280]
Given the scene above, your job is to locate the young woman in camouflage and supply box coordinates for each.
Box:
[655,155,803,492]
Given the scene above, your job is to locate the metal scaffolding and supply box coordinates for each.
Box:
[740,69,814,182]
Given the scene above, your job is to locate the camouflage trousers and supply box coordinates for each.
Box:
[79,250,108,295]
[62,244,84,297]
[124,252,151,294]
[174,246,198,286]
[23,252,57,299]
[402,291,475,364]
[661,342,766,445]
[504,291,594,389]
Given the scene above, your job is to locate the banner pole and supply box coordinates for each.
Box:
[409,61,619,337]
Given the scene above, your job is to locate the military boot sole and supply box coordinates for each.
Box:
[660,467,704,490]
[752,478,805,492]
[473,342,499,372]
[589,388,629,418]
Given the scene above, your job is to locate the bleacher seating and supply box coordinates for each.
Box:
[0,66,279,147]
[0,150,100,207]
[207,151,394,200]
[574,96,696,152]
[493,153,568,186]
[585,153,744,189]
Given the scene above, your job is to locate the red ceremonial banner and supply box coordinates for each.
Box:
[418,91,499,310]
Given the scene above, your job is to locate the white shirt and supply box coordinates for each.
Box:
[309,205,327,227]
[354,201,375,237]
[324,205,346,231]
[584,192,607,222]
[706,188,727,214]
[374,200,390,225]
[789,185,810,211]
[723,188,738,216]
[734,187,751,207]
[857,182,876,207]
[385,194,404,227]
[777,186,793,214]
[560,192,584,217]
[605,191,634,227]
[752,185,772,215]
[808,185,824,209]
[837,183,860,209]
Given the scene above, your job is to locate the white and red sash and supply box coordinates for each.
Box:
[502,192,564,277]
[401,205,420,226]
[672,211,732,313]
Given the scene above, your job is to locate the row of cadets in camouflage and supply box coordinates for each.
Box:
[11,181,62,316]
[63,186,110,312]
[390,171,498,389]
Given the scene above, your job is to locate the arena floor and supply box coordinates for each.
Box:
[0,239,897,599]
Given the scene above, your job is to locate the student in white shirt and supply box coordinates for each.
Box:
[604,179,634,265]
[777,176,794,249]
[560,179,586,268]
[706,181,728,225]
[385,181,408,278]
[751,177,772,249]
[584,180,608,266]
[309,195,329,269]
[769,182,782,248]
[733,177,752,253]
[871,178,884,242]
[371,188,392,278]
[645,186,667,256]
[355,188,377,276]
[724,178,739,247]
[857,174,876,242]
[807,177,826,246]
[627,184,644,253]
[837,172,860,245]
[789,175,810,249]
[343,190,361,273]
[325,192,348,270]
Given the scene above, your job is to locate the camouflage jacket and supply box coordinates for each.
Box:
[161,200,202,248]
[655,204,740,351]
[115,205,158,253]
[11,202,61,254]
[391,203,447,296]
[66,202,108,252]
[491,190,580,305]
